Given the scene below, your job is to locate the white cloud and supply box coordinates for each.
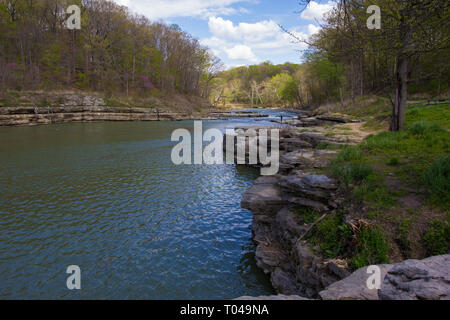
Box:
[308,24,321,35]
[300,1,334,23]
[201,17,314,64]
[111,0,248,20]
[114,0,130,6]
[208,17,279,42]
[225,45,258,62]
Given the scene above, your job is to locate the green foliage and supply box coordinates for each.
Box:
[352,174,397,210]
[398,219,413,252]
[292,206,320,224]
[406,104,450,129]
[211,62,303,106]
[387,157,400,166]
[0,0,216,96]
[307,213,389,270]
[308,213,352,258]
[280,78,300,104]
[331,162,373,186]
[423,220,450,255]
[331,146,372,186]
[350,227,389,270]
[307,0,449,110]
[422,154,450,206]
[408,121,445,136]
[335,146,363,162]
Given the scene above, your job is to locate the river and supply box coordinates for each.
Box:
[0,109,297,299]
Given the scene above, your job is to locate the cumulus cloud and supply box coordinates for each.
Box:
[308,24,321,35]
[225,45,258,62]
[208,17,279,41]
[201,17,314,64]
[300,1,334,23]
[111,0,248,20]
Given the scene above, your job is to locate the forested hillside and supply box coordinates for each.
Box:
[212,0,449,131]
[0,0,220,99]
[209,62,304,108]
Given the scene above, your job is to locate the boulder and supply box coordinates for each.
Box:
[379,255,450,300]
[319,265,393,300]
[319,254,450,300]
[241,176,288,216]
[278,172,337,202]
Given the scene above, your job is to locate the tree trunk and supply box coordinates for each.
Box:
[390,55,409,132]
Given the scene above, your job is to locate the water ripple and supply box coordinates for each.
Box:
[0,121,279,299]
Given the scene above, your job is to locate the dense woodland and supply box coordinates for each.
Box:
[212,0,449,131]
[0,0,222,97]
[1,0,449,130]
[209,62,304,107]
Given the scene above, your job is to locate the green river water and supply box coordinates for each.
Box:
[0,110,296,299]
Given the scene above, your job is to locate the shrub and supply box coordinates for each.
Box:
[351,227,389,270]
[408,121,444,136]
[353,178,396,209]
[331,162,373,186]
[398,219,412,253]
[308,213,352,258]
[424,220,450,255]
[362,131,406,151]
[422,154,450,205]
[387,157,400,166]
[336,146,363,162]
[293,206,320,224]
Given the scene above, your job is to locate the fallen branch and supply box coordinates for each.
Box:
[298,213,328,242]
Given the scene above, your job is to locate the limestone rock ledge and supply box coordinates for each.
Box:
[0,95,225,126]
[238,127,449,300]
[236,255,449,300]
[242,175,350,299]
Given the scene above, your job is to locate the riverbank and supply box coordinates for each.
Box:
[0,92,273,127]
[232,99,450,299]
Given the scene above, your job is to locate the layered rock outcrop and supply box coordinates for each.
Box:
[236,126,450,300]
[0,94,268,126]
[232,127,352,298]
[242,175,350,298]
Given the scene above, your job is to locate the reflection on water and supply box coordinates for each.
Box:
[0,115,298,299]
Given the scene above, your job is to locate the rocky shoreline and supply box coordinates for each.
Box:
[0,95,269,127]
[229,122,450,300]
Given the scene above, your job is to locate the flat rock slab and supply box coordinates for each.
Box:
[319,254,450,300]
[241,176,288,216]
[379,254,450,300]
[319,265,393,300]
[278,172,337,201]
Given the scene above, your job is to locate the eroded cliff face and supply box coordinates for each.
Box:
[0,95,198,126]
[225,127,353,298]
[242,175,350,298]
[233,126,450,300]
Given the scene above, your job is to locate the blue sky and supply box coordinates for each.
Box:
[111,0,335,68]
